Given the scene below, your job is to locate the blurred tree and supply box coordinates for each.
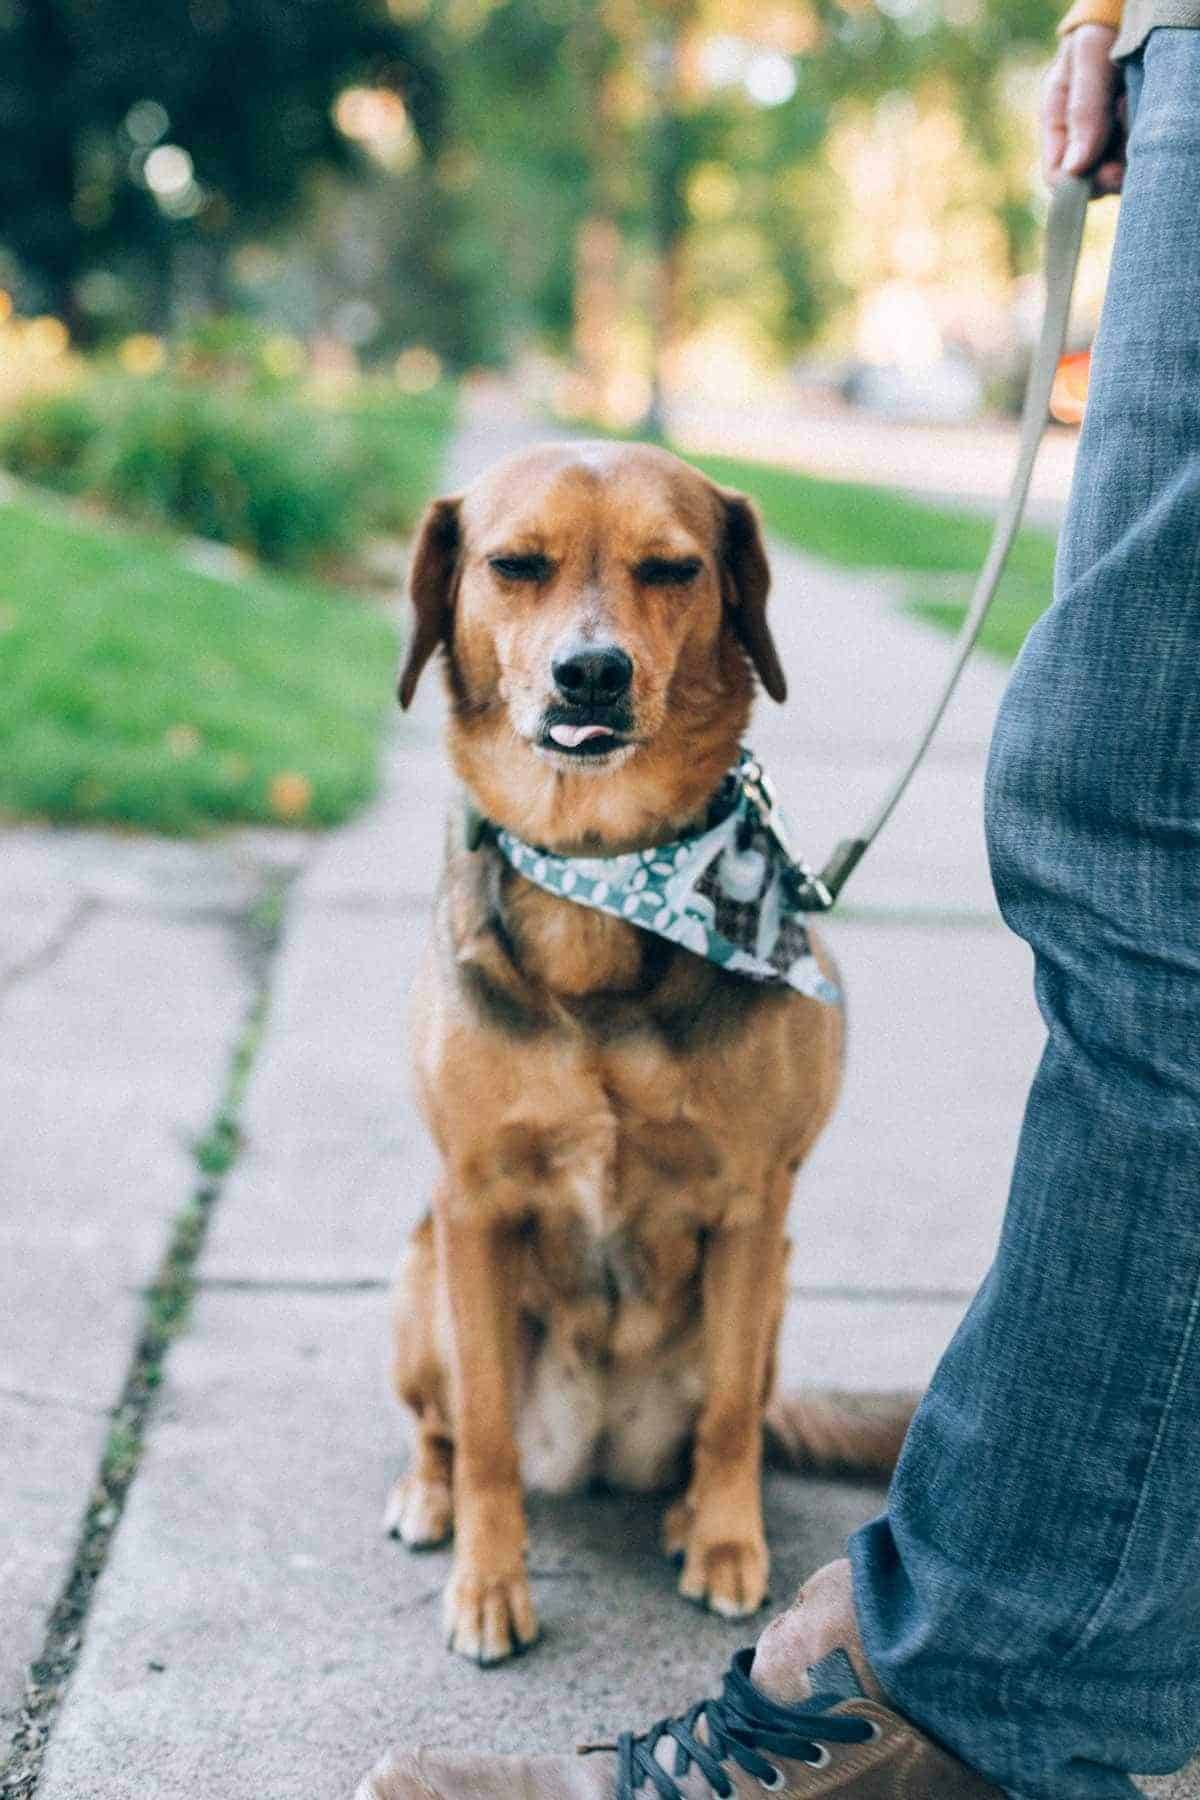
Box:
[0,0,1072,376]
[0,0,444,337]
[428,0,598,355]
[779,0,1065,276]
[569,1,629,414]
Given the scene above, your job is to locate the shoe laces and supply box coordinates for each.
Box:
[603,1648,876,1800]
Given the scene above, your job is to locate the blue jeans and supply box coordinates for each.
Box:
[849,29,1200,1799]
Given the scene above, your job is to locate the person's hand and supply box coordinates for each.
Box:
[1041,23,1126,194]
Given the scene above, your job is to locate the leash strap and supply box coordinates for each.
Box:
[794,174,1090,913]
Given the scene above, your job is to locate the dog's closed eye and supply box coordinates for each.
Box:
[633,556,702,587]
[489,553,553,583]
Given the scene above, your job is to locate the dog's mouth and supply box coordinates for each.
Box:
[535,705,636,764]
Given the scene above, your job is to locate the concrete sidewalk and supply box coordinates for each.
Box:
[0,827,307,1753]
[2,389,1186,1799]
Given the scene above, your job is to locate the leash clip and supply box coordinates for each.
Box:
[739,756,791,855]
[739,757,833,913]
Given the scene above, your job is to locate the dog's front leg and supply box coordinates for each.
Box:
[667,1211,782,1619]
[437,1203,538,1664]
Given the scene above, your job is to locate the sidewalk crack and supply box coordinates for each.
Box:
[0,897,96,1001]
[0,874,291,1800]
[0,1384,110,1418]
[788,1283,973,1304]
[194,1275,388,1294]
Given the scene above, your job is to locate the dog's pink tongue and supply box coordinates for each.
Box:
[550,723,614,749]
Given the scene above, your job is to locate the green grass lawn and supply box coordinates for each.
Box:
[0,497,400,834]
[0,379,454,835]
[683,449,1059,662]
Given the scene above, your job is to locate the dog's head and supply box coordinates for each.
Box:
[399,441,785,850]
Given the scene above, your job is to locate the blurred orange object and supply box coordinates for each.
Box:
[1050,349,1091,426]
[269,771,313,820]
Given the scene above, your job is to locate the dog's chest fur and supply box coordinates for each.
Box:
[463,931,774,1242]
[450,1007,728,1494]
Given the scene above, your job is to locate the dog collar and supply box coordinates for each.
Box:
[468,750,838,1004]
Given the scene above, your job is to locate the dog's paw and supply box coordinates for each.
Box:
[384,1475,454,1550]
[677,1527,769,1619]
[442,1565,540,1665]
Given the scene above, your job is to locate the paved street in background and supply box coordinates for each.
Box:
[3,388,1187,1798]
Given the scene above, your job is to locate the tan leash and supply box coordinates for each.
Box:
[778,174,1091,913]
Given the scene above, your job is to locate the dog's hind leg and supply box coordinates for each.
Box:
[385,1213,455,1550]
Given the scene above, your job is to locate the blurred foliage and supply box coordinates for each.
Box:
[416,0,1066,368]
[0,0,444,332]
[0,0,1070,372]
[174,314,317,393]
[423,0,602,355]
[344,384,458,534]
[0,350,454,568]
[0,497,398,833]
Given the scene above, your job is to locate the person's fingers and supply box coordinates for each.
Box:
[1063,24,1119,174]
[1041,25,1125,194]
[1041,41,1073,184]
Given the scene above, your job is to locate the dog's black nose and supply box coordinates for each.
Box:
[552,643,633,704]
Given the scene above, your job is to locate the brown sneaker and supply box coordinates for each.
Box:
[354,1561,1000,1800]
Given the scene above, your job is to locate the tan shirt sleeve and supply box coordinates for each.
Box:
[1058,0,1123,33]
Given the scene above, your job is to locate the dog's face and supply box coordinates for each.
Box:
[400,442,785,849]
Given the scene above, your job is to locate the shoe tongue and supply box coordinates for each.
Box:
[802,1650,864,1707]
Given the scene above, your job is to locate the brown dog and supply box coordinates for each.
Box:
[385,441,891,1667]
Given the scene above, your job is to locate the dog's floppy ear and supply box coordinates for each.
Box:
[717,486,787,704]
[398,494,463,709]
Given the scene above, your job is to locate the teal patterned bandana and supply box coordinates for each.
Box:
[486,750,838,1005]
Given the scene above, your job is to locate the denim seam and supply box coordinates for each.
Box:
[1063,1260,1200,1661]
